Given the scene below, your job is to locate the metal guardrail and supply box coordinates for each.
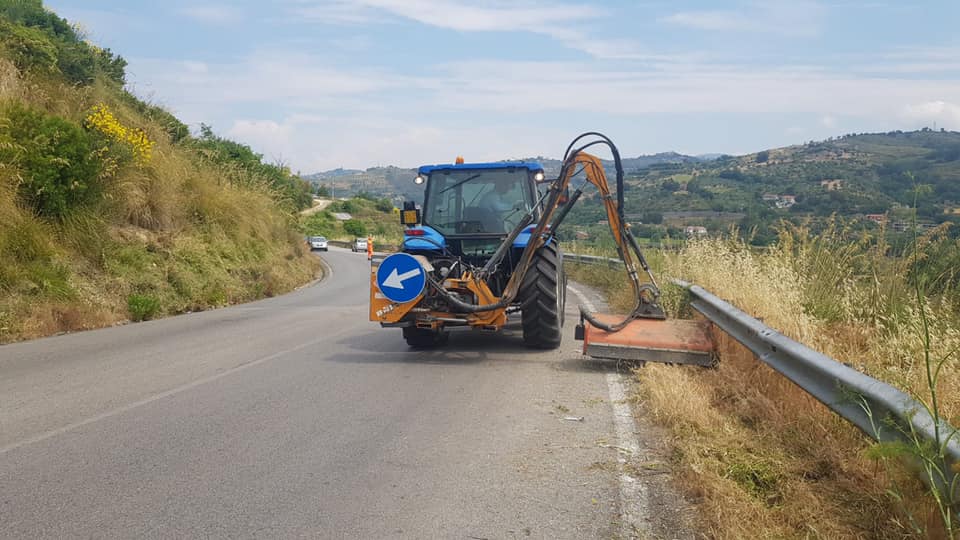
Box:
[323,240,400,251]
[675,279,959,501]
[563,252,958,501]
[563,253,622,269]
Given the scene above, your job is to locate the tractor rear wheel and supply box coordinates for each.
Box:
[519,241,566,349]
[402,327,448,349]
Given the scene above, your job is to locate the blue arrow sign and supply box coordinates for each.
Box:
[376,253,426,304]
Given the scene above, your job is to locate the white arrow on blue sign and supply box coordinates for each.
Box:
[375,253,426,304]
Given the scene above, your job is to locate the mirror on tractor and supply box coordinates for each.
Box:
[400,201,420,225]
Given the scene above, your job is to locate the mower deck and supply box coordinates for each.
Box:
[579,313,716,366]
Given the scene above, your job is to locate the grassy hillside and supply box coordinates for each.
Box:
[556,130,960,246]
[305,153,716,205]
[301,194,404,245]
[0,1,318,342]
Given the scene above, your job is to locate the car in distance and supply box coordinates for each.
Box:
[352,238,367,252]
[309,236,328,251]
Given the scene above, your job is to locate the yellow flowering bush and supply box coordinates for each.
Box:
[85,104,153,163]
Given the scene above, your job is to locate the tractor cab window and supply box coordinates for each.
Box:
[424,168,534,235]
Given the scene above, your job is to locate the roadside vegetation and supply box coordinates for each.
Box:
[568,220,959,538]
[301,192,403,246]
[0,1,318,343]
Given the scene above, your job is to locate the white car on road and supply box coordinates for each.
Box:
[309,236,328,251]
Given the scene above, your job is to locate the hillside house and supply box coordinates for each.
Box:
[892,221,936,232]
[865,214,887,225]
[775,195,796,208]
[820,179,843,191]
[762,193,796,208]
[684,226,708,237]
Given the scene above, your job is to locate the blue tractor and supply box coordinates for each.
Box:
[369,133,713,365]
[371,159,567,349]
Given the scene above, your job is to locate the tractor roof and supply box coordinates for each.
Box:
[418,161,544,175]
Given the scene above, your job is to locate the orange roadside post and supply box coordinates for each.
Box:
[366,236,373,260]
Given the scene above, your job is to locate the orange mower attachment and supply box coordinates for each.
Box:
[577,313,716,366]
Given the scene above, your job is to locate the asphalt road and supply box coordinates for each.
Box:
[0,247,643,539]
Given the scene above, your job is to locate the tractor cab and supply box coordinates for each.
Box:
[402,162,546,262]
[421,163,541,236]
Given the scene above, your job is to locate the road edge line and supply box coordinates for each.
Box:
[567,282,649,539]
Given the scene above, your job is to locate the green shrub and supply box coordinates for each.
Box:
[375,197,394,213]
[0,20,57,72]
[0,0,126,85]
[302,211,335,237]
[337,199,359,214]
[343,219,366,237]
[0,103,101,219]
[127,293,160,321]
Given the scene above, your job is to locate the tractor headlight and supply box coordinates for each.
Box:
[414,174,425,185]
[534,171,545,182]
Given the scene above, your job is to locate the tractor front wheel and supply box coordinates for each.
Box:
[519,242,566,349]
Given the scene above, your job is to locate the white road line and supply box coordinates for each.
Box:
[566,283,597,313]
[0,336,330,455]
[567,282,649,538]
[607,372,649,539]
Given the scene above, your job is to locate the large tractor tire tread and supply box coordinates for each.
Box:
[519,242,565,349]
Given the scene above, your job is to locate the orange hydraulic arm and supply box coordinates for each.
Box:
[418,132,665,333]
[494,134,665,332]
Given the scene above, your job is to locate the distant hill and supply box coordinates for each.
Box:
[306,166,419,202]
[585,129,960,244]
[304,152,718,203]
[304,130,960,245]
[303,168,363,179]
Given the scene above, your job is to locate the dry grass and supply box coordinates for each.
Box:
[570,229,959,538]
[0,65,319,343]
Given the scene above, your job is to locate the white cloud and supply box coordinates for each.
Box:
[124,50,960,170]
[129,51,404,110]
[220,114,553,172]
[290,0,650,59]
[182,61,209,74]
[424,60,960,117]
[329,35,375,52]
[900,101,960,130]
[180,5,243,24]
[661,1,825,38]
[296,0,603,31]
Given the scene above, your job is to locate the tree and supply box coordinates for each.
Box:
[755,150,770,163]
[316,184,330,197]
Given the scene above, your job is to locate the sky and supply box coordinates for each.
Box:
[49,0,960,173]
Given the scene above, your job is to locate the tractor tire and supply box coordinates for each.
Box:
[403,327,448,349]
[519,241,566,349]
